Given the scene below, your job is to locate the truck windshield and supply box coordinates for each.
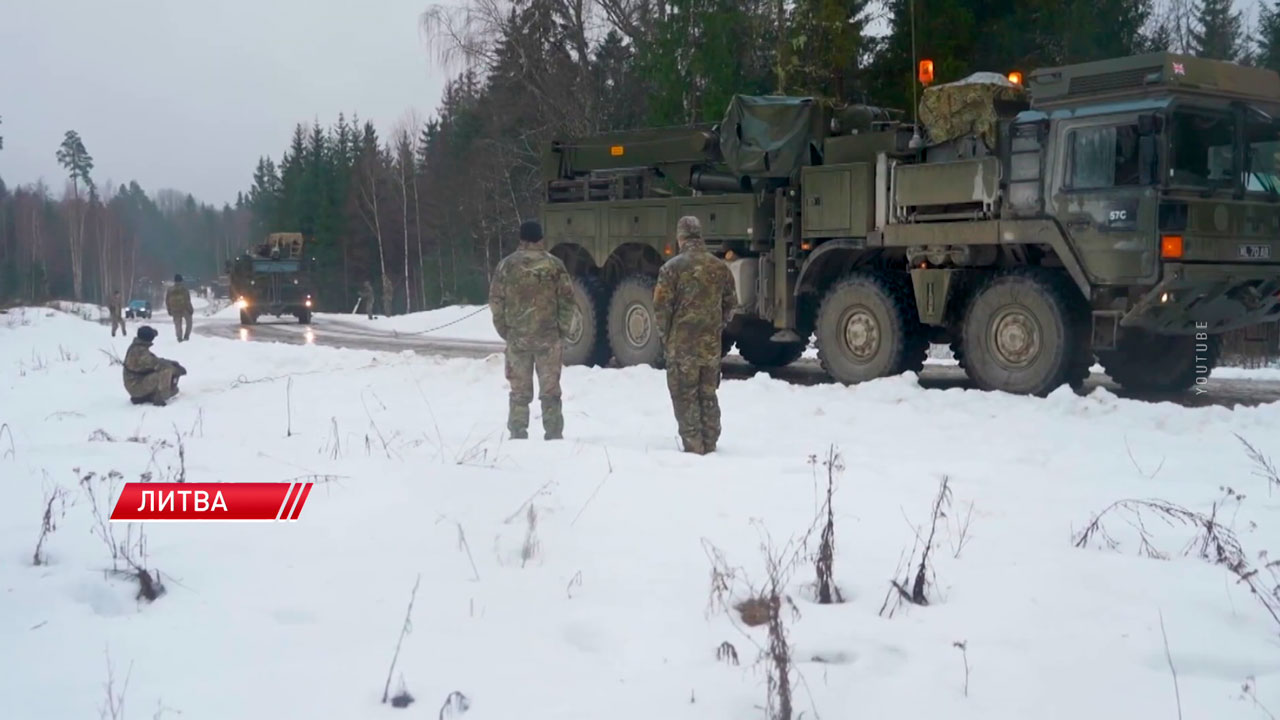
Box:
[1244,115,1280,195]
[1168,110,1235,189]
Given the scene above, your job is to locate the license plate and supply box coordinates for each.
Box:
[1238,244,1272,260]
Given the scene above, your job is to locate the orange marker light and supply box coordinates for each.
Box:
[1007,71,1023,86]
[610,145,624,157]
[663,244,674,256]
[1161,235,1184,259]
[918,59,935,86]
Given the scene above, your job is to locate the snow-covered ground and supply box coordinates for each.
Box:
[3,306,1280,719]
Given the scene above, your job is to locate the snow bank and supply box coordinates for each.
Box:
[313,304,499,342]
[2,307,1279,719]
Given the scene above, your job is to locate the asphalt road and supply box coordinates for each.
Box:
[195,314,1280,409]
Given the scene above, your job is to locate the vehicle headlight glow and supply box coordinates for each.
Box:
[235,297,249,309]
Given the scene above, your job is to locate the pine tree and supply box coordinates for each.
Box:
[1193,0,1244,61]
[1258,1,1280,70]
[55,130,94,300]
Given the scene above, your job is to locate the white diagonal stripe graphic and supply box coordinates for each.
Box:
[275,482,297,521]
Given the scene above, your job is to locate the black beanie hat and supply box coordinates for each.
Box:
[174,274,183,283]
[519,220,543,243]
[137,325,158,342]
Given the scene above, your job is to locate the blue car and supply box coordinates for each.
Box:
[125,299,152,319]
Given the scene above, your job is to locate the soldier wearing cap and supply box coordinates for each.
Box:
[122,325,187,406]
[652,216,737,454]
[488,220,576,440]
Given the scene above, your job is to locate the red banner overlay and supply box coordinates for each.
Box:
[109,482,314,522]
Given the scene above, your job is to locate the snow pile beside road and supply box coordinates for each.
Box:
[2,307,1280,719]
[326,304,499,341]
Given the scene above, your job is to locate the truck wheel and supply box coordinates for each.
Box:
[240,309,256,325]
[1099,331,1218,393]
[298,310,312,325]
[735,322,806,368]
[606,275,662,367]
[959,268,1088,396]
[816,272,926,384]
[563,275,610,367]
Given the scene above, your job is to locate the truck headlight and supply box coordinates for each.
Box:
[235,297,249,309]
[305,298,312,308]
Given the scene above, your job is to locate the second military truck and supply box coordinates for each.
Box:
[228,232,318,325]
[539,51,1280,396]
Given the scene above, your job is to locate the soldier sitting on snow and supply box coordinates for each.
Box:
[122,325,187,406]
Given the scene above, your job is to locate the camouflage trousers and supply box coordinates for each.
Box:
[504,342,564,439]
[110,314,125,336]
[665,360,722,454]
[127,365,180,406]
[173,313,192,342]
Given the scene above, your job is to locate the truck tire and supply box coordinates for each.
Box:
[816,272,927,384]
[959,268,1089,396]
[298,309,312,325]
[735,322,807,368]
[606,275,662,367]
[1099,331,1218,393]
[240,309,256,325]
[562,275,610,367]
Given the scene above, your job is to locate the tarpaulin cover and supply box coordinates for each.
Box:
[919,72,1029,148]
[719,95,818,178]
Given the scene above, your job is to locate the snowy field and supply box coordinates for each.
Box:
[2,305,1280,719]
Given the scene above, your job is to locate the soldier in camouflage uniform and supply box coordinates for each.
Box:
[360,280,375,319]
[122,325,187,406]
[108,290,126,337]
[382,275,395,317]
[166,274,194,342]
[652,216,737,454]
[488,220,575,440]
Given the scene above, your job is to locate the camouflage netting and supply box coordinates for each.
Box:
[918,72,1028,148]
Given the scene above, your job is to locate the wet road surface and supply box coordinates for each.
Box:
[196,316,1280,409]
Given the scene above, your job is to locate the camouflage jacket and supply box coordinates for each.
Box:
[166,283,193,316]
[107,297,123,317]
[359,283,374,300]
[122,340,176,395]
[488,242,574,350]
[653,239,736,364]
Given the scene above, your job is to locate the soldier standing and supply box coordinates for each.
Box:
[381,275,395,317]
[360,280,375,319]
[122,325,187,406]
[488,220,575,440]
[652,216,737,454]
[107,290,126,337]
[166,274,194,342]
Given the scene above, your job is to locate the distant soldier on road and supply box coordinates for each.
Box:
[652,216,737,454]
[122,325,187,406]
[107,290,126,337]
[382,275,395,317]
[488,220,575,440]
[360,280,375,319]
[166,274,194,342]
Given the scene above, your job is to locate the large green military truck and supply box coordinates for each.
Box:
[227,232,317,325]
[540,52,1280,396]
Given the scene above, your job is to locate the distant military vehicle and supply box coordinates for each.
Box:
[540,52,1280,396]
[227,232,317,325]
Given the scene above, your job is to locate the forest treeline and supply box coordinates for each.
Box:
[6,0,1280,317]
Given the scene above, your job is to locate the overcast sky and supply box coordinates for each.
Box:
[0,0,452,206]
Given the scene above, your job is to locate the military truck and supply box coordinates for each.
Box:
[227,232,318,325]
[539,52,1280,396]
